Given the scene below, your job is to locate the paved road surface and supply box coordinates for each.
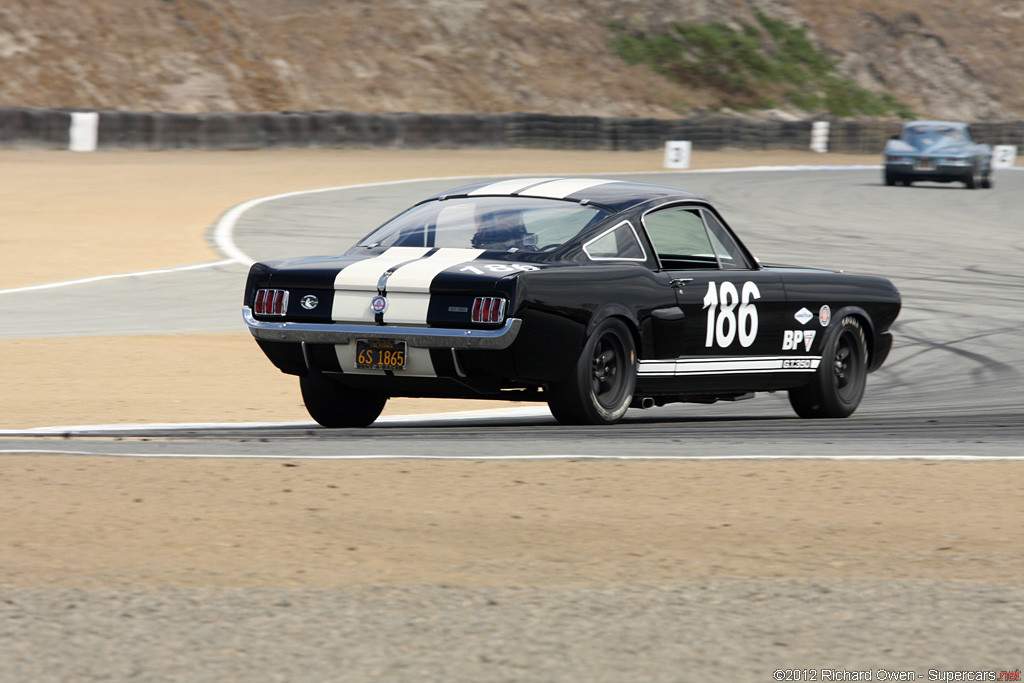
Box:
[4,167,1023,455]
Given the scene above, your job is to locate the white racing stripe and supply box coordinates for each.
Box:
[333,246,431,291]
[380,248,485,326]
[333,247,486,325]
[332,246,432,323]
[638,356,822,376]
[384,248,484,293]
[467,177,561,196]
[520,178,616,199]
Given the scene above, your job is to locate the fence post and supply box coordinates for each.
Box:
[69,111,99,152]
[810,121,829,153]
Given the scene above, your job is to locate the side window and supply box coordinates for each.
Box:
[701,210,751,270]
[583,221,647,261]
[643,207,718,269]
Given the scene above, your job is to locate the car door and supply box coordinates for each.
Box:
[638,204,792,393]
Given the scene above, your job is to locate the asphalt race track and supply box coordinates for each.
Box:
[2,166,1024,457]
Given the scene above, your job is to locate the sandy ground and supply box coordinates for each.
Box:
[2,147,1021,591]
[3,457,1022,588]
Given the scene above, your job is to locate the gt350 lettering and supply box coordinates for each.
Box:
[703,281,760,348]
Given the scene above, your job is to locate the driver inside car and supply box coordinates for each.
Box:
[472,210,536,250]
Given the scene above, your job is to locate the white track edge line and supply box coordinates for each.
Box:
[0,451,1022,461]
[0,407,554,435]
[0,259,237,296]
[1,164,893,297]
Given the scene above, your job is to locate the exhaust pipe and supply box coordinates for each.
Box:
[640,397,655,409]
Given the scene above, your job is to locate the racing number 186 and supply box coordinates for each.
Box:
[703,281,760,348]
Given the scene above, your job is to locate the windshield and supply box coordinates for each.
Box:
[356,196,613,252]
[902,124,965,150]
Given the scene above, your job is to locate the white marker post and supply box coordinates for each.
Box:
[663,140,692,169]
[810,121,829,153]
[69,111,99,152]
[992,145,1017,169]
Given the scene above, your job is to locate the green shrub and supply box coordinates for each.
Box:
[609,14,913,118]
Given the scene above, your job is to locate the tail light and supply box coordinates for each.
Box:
[254,289,289,316]
[471,296,506,324]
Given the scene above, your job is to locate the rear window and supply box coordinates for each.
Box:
[357,196,612,252]
[903,124,965,149]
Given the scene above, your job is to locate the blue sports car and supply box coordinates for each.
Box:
[883,120,993,189]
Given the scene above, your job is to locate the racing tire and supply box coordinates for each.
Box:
[546,318,637,425]
[884,170,897,186]
[300,373,387,427]
[788,315,868,419]
[965,164,982,189]
[981,170,993,189]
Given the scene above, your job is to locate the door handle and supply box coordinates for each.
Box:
[669,277,693,288]
[652,306,685,321]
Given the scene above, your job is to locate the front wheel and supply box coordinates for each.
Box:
[788,316,868,419]
[547,318,636,425]
[965,164,982,189]
[300,373,387,427]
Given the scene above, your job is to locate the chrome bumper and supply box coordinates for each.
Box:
[243,307,522,350]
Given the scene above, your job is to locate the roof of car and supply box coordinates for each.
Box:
[903,120,968,129]
[429,177,705,212]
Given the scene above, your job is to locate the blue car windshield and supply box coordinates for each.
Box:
[902,124,965,150]
[356,196,613,252]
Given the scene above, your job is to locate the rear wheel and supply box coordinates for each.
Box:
[788,316,868,419]
[981,169,993,189]
[300,373,387,427]
[547,318,636,425]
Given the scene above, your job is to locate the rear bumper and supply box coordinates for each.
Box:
[885,160,972,180]
[243,307,522,350]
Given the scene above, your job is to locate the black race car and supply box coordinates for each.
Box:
[244,177,901,426]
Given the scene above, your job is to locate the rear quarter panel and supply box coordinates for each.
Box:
[508,262,677,383]
[769,266,901,371]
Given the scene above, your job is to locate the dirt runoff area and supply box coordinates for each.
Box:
[2,147,1021,591]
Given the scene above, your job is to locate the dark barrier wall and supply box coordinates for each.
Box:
[2,106,1023,153]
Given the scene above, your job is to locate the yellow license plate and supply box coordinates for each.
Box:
[355,339,407,371]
